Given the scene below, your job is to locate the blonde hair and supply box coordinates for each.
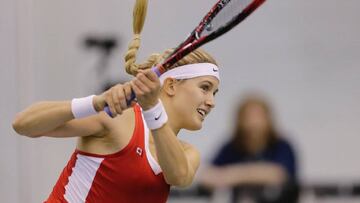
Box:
[124,0,217,76]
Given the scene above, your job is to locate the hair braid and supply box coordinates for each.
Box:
[124,0,148,76]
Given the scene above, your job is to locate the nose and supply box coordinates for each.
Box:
[205,93,215,109]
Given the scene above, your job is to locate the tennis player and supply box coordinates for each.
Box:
[13,0,221,201]
[12,45,220,202]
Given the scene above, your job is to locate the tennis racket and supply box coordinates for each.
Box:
[105,0,266,116]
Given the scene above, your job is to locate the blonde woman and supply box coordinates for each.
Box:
[12,1,220,202]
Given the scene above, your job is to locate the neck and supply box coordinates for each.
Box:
[160,96,180,135]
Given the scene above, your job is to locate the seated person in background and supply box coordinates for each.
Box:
[199,94,299,203]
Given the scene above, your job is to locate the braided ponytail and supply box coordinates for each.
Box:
[124,0,218,76]
[124,0,148,76]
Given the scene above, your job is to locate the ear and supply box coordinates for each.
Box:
[162,78,178,96]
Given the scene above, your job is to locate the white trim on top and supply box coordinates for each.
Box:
[142,113,162,175]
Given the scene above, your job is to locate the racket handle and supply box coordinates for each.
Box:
[151,65,165,77]
[151,66,162,77]
[103,91,136,117]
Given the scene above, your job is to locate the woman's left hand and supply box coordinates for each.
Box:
[130,69,161,110]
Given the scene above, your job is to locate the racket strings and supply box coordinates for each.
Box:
[201,0,254,37]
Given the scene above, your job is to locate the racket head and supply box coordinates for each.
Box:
[106,0,266,116]
[153,0,266,76]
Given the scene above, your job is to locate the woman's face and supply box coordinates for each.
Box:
[241,103,269,138]
[172,76,219,131]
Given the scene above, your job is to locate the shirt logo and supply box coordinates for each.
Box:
[136,147,143,156]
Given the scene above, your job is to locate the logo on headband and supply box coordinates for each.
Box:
[212,68,218,72]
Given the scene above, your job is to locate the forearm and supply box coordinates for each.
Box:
[12,101,74,136]
[226,163,287,186]
[152,125,192,187]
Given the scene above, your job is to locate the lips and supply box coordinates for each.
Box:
[196,108,209,119]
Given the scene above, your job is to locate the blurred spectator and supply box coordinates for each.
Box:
[199,94,299,203]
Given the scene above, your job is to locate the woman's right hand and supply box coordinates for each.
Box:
[93,82,134,117]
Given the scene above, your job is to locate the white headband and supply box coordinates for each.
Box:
[159,63,220,85]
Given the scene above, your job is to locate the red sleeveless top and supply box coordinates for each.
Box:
[45,105,170,203]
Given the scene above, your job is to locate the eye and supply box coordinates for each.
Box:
[200,84,210,92]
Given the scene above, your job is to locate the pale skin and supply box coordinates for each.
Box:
[12,69,219,188]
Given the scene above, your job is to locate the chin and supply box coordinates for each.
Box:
[184,120,203,131]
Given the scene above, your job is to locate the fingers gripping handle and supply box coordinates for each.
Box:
[103,66,161,117]
[103,91,136,117]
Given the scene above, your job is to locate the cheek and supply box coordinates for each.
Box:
[178,87,202,104]
[173,93,192,114]
[173,89,201,116]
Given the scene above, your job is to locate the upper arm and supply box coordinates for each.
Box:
[42,112,107,138]
[43,106,136,138]
[181,141,201,187]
